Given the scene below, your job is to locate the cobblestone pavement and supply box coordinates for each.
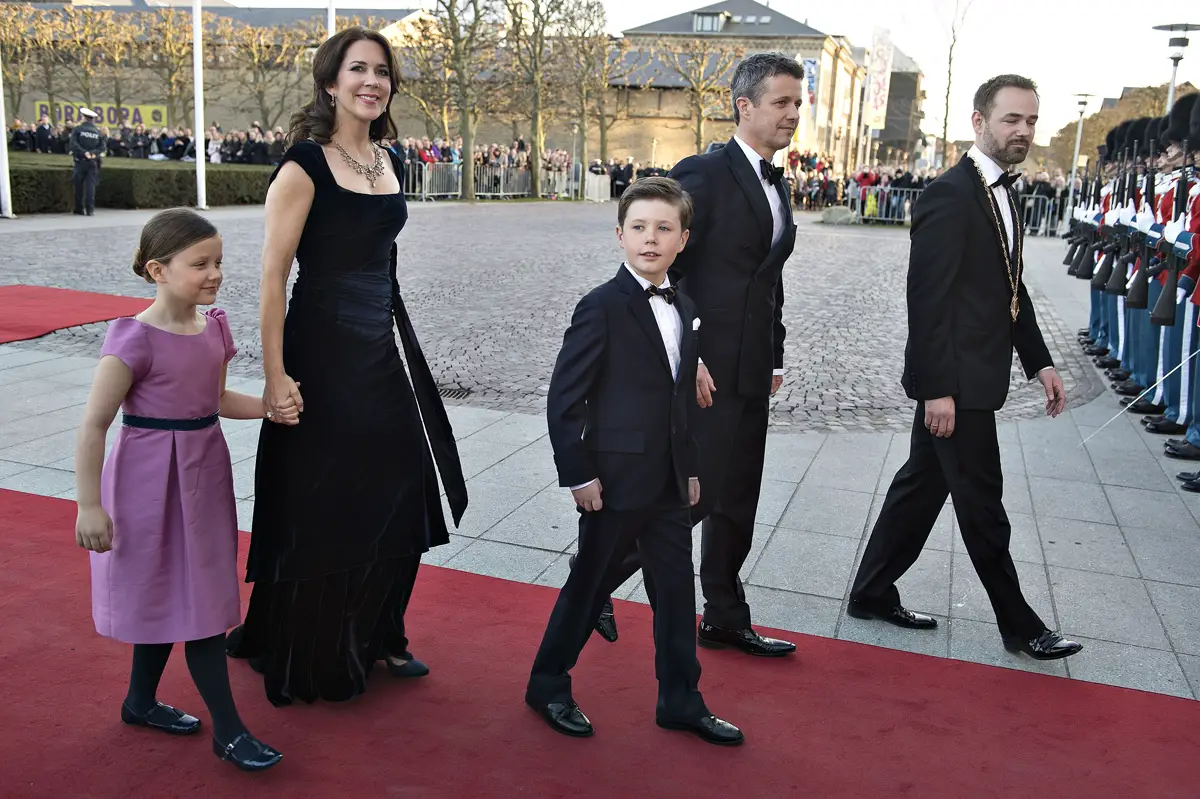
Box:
[0,204,1101,431]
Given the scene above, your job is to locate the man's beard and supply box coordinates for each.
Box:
[982,127,1028,166]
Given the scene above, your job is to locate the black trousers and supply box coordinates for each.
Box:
[527,485,707,723]
[851,404,1045,640]
[692,390,769,629]
[73,159,99,213]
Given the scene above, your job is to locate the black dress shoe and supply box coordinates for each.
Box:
[1084,345,1109,356]
[1146,420,1188,435]
[1182,479,1200,493]
[1077,328,1091,337]
[1142,415,1166,426]
[1126,400,1166,414]
[1106,369,1132,381]
[1113,382,1144,397]
[656,714,744,746]
[213,732,283,772]
[1002,630,1083,661]
[1165,442,1200,460]
[846,600,938,629]
[385,653,430,678]
[567,554,619,643]
[1176,471,1200,482]
[525,695,594,737]
[1095,357,1122,369]
[121,701,201,735]
[697,621,795,656]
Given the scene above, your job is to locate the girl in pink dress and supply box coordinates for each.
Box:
[74,208,283,772]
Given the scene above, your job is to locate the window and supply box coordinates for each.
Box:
[760,15,771,22]
[745,15,756,23]
[693,13,724,31]
[731,15,742,22]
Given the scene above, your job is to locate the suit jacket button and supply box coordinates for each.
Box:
[671,426,677,434]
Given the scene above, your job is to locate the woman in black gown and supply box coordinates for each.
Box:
[226,27,468,706]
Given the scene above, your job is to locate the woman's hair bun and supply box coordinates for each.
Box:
[131,247,152,282]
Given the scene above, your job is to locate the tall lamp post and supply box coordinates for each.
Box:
[1153,23,1199,112]
[1065,94,1092,228]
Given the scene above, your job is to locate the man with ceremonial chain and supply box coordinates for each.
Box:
[847,74,1082,661]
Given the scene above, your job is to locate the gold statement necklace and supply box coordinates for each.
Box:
[969,156,1022,322]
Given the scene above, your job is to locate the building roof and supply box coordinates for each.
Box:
[891,47,920,74]
[623,0,826,39]
[40,1,418,28]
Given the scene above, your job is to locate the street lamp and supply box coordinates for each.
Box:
[1153,23,1200,112]
[1065,94,1093,228]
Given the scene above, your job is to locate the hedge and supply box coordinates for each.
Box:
[6,153,273,214]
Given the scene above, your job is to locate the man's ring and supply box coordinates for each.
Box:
[266,411,275,419]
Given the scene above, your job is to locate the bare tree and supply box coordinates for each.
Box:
[0,4,38,117]
[655,37,741,155]
[504,0,566,197]
[939,0,973,167]
[95,11,148,126]
[432,0,499,200]
[595,40,652,162]
[29,9,65,123]
[215,19,314,130]
[140,9,194,127]
[558,0,607,170]
[57,7,108,109]
[393,16,455,140]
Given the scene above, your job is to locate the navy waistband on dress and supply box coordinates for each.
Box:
[122,412,219,431]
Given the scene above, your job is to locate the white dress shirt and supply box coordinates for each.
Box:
[967,144,1015,252]
[966,145,1054,378]
[723,136,787,378]
[733,135,786,247]
[569,264,684,492]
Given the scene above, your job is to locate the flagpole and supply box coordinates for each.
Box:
[0,42,15,218]
[192,0,207,209]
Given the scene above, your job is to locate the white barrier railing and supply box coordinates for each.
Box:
[396,162,610,202]
[584,173,610,202]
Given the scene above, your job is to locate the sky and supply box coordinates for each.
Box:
[231,0,1200,145]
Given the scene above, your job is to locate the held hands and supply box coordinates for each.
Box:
[76,505,113,553]
[924,396,956,438]
[572,479,603,512]
[1039,368,1067,418]
[689,477,701,507]
[696,363,716,408]
[264,374,303,425]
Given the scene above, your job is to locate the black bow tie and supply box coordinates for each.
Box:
[991,172,1019,189]
[645,284,677,304]
[760,160,785,186]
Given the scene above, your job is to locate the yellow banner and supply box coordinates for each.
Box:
[36,100,170,129]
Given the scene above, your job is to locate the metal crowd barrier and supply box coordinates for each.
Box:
[541,170,570,198]
[854,186,922,224]
[1019,195,1066,237]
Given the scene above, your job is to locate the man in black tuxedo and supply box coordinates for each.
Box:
[526,178,742,745]
[666,53,804,657]
[848,74,1083,661]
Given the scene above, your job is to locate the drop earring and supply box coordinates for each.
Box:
[329,94,336,107]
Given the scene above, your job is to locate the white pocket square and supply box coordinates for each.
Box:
[692,318,701,331]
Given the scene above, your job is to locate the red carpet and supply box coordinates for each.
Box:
[0,285,152,344]
[2,488,1197,798]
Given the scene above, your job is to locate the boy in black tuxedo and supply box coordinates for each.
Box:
[525,178,743,746]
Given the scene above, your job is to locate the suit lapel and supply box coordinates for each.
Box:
[676,296,695,386]
[617,267,672,377]
[965,155,1013,271]
[724,139,773,249]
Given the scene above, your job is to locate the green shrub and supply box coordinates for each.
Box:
[7,153,272,214]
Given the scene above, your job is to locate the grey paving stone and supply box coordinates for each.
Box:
[1027,476,1116,525]
[778,484,873,538]
[748,528,858,599]
[0,466,76,497]
[230,458,256,501]
[439,478,542,539]
[424,534,473,567]
[1064,637,1193,699]
[1179,654,1200,698]
[235,499,254,532]
[1144,581,1200,657]
[1105,485,1199,535]
[0,379,91,421]
[0,459,34,481]
[803,435,888,493]
[1037,517,1139,577]
[761,443,817,484]
[462,412,547,447]
[742,585,841,639]
[1048,567,1171,650]
[947,618,1069,677]
[475,440,558,490]
[754,478,798,527]
[481,487,579,552]
[1122,526,1200,587]
[837,611,949,659]
[951,557,1054,628]
[1002,472,1034,516]
[446,406,514,440]
[442,538,560,583]
[0,406,83,450]
[453,437,526,480]
[0,429,78,468]
[0,355,96,386]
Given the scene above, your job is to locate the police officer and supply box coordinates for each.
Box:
[69,108,106,216]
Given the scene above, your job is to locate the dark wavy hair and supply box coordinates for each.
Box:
[286,26,399,147]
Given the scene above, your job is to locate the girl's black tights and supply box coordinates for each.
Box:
[126,633,247,742]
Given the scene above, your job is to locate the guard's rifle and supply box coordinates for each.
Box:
[1106,141,1144,294]
[1126,140,1159,309]
[1070,163,1107,278]
[1151,143,1193,326]
[1091,148,1130,290]
[1063,162,1093,266]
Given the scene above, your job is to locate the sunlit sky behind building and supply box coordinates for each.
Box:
[230,0,1200,145]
